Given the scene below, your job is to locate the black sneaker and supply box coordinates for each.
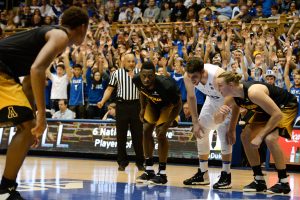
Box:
[148,173,168,185]
[0,187,25,200]
[243,179,267,192]
[267,182,291,194]
[136,170,155,184]
[183,169,210,185]
[213,171,232,189]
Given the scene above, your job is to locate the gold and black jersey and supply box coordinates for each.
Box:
[234,81,297,112]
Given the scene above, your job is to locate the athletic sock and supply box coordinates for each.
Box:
[222,161,231,173]
[199,159,208,173]
[145,158,154,171]
[158,162,166,175]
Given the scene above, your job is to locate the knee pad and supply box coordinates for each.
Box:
[196,129,210,155]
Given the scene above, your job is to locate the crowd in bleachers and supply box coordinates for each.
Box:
[1,0,300,123]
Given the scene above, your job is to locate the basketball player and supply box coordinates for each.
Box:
[215,71,297,194]
[183,58,235,189]
[133,61,181,184]
[0,7,88,199]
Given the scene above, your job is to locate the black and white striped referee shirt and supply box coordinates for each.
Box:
[109,68,140,100]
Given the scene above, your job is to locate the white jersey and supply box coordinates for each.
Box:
[195,64,223,101]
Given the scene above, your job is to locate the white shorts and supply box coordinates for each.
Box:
[199,97,231,130]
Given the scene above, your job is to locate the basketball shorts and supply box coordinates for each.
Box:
[248,100,298,139]
[144,102,180,126]
[0,72,34,127]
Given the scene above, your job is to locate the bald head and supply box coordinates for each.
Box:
[123,53,136,70]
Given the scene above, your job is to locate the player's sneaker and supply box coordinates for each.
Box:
[148,173,168,185]
[183,169,210,185]
[136,170,155,184]
[213,171,232,189]
[0,186,25,200]
[243,179,267,192]
[267,182,291,194]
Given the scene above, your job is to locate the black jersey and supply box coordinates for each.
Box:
[132,74,181,107]
[234,81,297,112]
[0,26,67,78]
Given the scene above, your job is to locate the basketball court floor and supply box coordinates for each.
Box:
[0,155,299,200]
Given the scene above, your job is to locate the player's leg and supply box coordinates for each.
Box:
[213,120,233,189]
[183,98,214,186]
[0,73,35,199]
[148,102,181,185]
[136,103,156,183]
[241,123,267,192]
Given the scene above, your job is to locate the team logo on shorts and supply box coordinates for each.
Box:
[8,107,18,119]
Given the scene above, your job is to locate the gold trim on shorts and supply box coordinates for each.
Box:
[144,103,179,126]
[248,105,298,139]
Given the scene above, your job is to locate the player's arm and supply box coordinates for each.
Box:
[168,95,182,122]
[139,92,147,110]
[214,96,234,124]
[183,72,198,124]
[31,29,69,135]
[248,85,283,139]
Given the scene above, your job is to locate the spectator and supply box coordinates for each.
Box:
[30,0,40,13]
[186,7,199,21]
[159,2,171,22]
[46,58,71,112]
[199,0,217,16]
[171,0,187,22]
[264,69,276,85]
[20,5,33,27]
[44,15,53,25]
[65,48,86,119]
[31,9,43,27]
[233,5,252,23]
[102,102,116,120]
[247,0,256,17]
[280,0,292,14]
[52,99,76,119]
[40,0,52,17]
[289,1,299,16]
[48,0,66,23]
[261,0,277,17]
[185,0,201,13]
[269,5,280,19]
[143,0,160,22]
[180,102,192,122]
[215,0,232,21]
[203,7,217,21]
[86,58,109,119]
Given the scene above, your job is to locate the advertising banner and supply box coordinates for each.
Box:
[0,120,222,160]
[270,127,300,165]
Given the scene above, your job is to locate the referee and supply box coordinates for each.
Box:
[98,53,144,171]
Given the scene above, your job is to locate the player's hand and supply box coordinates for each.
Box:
[97,101,104,108]
[31,114,46,148]
[251,135,263,148]
[193,121,204,139]
[226,130,236,145]
[139,108,145,123]
[218,105,231,116]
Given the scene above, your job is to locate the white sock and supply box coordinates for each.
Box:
[159,170,166,175]
[280,177,288,183]
[222,161,231,173]
[146,166,154,171]
[255,175,265,181]
[199,160,208,172]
